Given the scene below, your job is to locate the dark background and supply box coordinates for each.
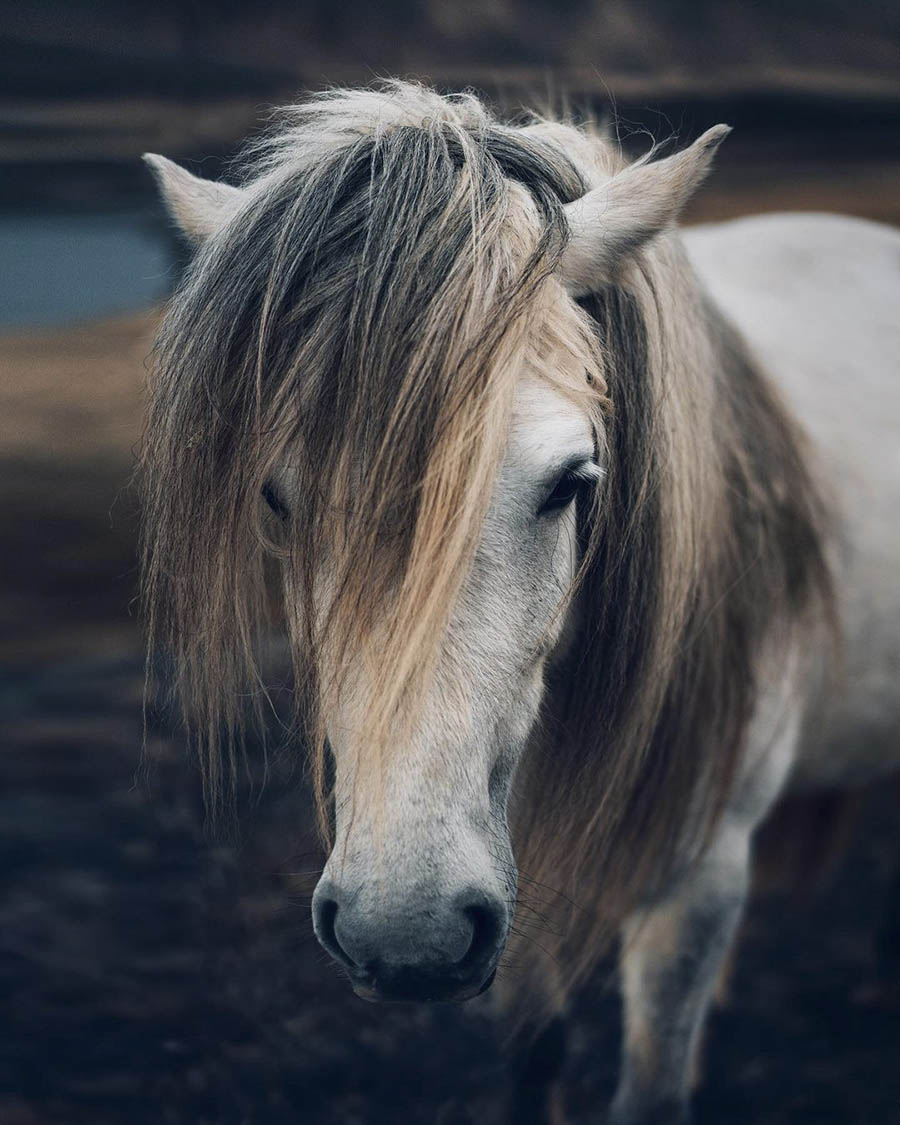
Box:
[2,3,900,1122]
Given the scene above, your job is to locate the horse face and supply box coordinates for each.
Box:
[310,376,599,1001]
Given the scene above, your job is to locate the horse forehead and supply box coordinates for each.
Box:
[507,377,593,471]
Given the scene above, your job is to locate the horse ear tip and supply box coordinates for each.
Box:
[143,153,186,180]
[703,124,732,148]
[142,153,167,175]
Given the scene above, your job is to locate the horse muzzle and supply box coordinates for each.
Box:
[312,881,507,1003]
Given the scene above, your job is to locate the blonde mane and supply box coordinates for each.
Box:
[141,82,610,820]
[141,82,834,1012]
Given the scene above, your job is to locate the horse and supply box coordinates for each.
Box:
[140,81,900,1124]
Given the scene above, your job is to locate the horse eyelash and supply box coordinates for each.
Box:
[539,460,603,515]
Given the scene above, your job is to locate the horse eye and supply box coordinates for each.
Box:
[262,481,289,520]
[539,468,584,515]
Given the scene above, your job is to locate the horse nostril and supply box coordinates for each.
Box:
[457,894,506,976]
[313,882,508,1000]
[313,895,357,970]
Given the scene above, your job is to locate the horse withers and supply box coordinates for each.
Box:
[141,82,900,1123]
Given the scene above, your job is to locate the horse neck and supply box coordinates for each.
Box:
[509,229,834,992]
[635,227,833,646]
[561,223,829,749]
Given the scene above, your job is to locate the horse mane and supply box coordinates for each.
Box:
[140,82,610,823]
[140,82,835,1015]
[509,249,836,1015]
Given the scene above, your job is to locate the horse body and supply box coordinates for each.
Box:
[685,213,900,789]
[141,84,899,1124]
[601,212,900,1124]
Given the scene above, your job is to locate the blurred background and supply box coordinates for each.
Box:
[2,3,899,1122]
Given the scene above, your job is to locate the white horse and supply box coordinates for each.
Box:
[141,82,900,1123]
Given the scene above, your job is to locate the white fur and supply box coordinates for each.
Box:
[317,376,596,939]
[685,213,900,788]
[611,213,900,1122]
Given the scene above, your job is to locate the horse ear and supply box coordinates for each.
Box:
[558,125,731,296]
[143,154,247,244]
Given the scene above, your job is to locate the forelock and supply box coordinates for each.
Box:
[141,80,608,819]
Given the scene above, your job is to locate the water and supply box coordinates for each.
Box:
[0,212,174,329]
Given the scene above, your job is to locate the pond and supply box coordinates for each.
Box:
[0,211,174,330]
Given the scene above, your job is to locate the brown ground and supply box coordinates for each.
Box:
[2,165,900,1122]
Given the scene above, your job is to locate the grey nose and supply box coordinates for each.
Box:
[312,882,507,1002]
